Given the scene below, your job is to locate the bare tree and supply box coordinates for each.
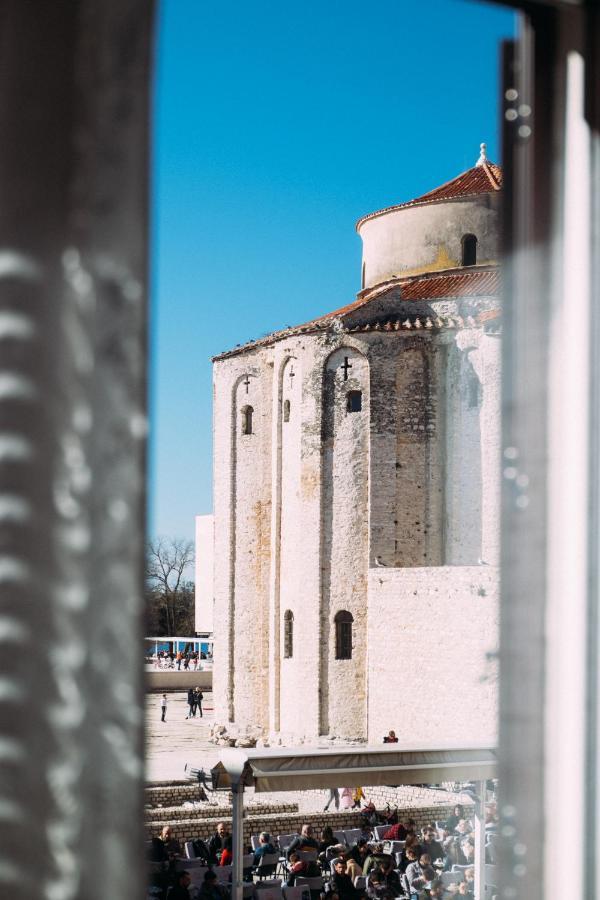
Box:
[146,537,195,635]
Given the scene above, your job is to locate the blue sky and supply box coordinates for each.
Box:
[149,0,515,546]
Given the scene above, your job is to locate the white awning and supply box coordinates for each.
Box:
[210,743,497,793]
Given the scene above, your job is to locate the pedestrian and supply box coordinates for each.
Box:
[186,687,195,719]
[340,787,354,809]
[353,786,365,808]
[183,653,190,671]
[194,686,203,717]
[160,694,167,722]
[176,650,183,670]
[324,787,340,811]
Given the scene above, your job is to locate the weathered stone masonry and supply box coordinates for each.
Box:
[210,153,502,748]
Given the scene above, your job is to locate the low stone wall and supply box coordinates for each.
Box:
[145,805,462,846]
[146,670,212,692]
[145,802,299,824]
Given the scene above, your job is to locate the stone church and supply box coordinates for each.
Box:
[211,145,501,747]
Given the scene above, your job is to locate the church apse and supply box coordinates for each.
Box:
[319,347,369,739]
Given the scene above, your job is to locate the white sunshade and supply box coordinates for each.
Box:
[210,743,497,793]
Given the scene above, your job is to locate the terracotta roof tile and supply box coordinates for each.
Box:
[356,162,502,230]
[213,267,500,361]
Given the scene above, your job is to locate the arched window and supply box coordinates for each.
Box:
[335,610,353,659]
[283,399,291,422]
[284,610,293,658]
[241,405,253,435]
[347,390,362,413]
[461,233,477,267]
[361,261,366,289]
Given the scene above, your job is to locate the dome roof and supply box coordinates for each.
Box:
[356,158,502,231]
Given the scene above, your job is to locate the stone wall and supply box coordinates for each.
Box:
[358,193,500,289]
[145,804,463,845]
[367,565,499,745]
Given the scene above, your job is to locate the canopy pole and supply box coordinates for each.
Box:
[232,780,244,900]
[474,780,486,900]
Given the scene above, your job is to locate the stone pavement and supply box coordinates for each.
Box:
[145,691,466,814]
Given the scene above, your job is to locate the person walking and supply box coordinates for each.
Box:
[160,694,167,722]
[186,687,195,719]
[194,686,203,717]
[324,787,340,811]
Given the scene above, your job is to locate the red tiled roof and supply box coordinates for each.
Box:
[213,266,500,360]
[356,162,502,230]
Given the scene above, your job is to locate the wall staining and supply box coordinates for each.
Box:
[232,371,271,730]
[278,357,304,735]
[394,342,444,567]
[319,348,369,739]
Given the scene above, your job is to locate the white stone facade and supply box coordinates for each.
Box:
[211,158,502,747]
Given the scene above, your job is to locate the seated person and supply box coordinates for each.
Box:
[343,851,363,882]
[457,837,475,867]
[347,838,370,872]
[445,805,465,833]
[286,851,321,886]
[170,870,193,900]
[198,869,227,900]
[363,844,391,877]
[286,824,319,859]
[208,822,230,865]
[454,820,473,837]
[331,858,366,900]
[220,835,233,866]
[366,857,402,898]
[405,852,433,897]
[421,827,445,868]
[382,820,407,842]
[160,825,182,858]
[383,730,399,744]
[254,832,278,866]
[318,826,337,855]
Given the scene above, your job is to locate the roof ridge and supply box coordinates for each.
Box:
[481,161,502,191]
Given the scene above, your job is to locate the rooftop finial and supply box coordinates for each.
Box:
[476,142,487,167]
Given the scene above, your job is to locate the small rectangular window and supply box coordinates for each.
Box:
[347,390,362,412]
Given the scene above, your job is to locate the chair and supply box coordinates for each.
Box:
[486,834,499,864]
[329,856,342,874]
[257,852,280,879]
[332,830,346,845]
[441,872,464,887]
[295,875,324,893]
[255,879,284,900]
[187,867,209,888]
[243,853,255,869]
[251,835,261,851]
[383,840,404,855]
[278,834,299,854]
[451,864,471,873]
[373,826,389,841]
[177,858,210,870]
[283,887,311,900]
[215,865,233,884]
[353,876,367,891]
[344,829,363,846]
[184,840,196,859]
[297,850,318,863]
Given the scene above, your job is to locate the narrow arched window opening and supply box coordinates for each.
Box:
[335,610,353,659]
[361,261,366,289]
[283,399,291,422]
[241,405,254,435]
[347,390,362,413]
[284,610,293,658]
[461,233,477,266]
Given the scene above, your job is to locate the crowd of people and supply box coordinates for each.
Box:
[151,649,212,670]
[148,801,499,900]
